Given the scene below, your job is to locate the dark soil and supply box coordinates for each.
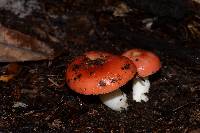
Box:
[0,0,200,132]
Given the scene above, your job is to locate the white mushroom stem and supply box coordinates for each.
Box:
[132,77,150,102]
[99,89,128,111]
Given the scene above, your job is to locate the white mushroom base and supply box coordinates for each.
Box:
[99,89,128,111]
[132,77,150,102]
[99,77,150,111]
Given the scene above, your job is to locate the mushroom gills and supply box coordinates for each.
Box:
[132,77,150,102]
[99,89,128,111]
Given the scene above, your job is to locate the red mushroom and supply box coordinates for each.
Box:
[122,49,161,77]
[66,51,137,111]
[122,49,161,102]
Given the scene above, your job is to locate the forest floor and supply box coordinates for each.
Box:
[0,0,200,132]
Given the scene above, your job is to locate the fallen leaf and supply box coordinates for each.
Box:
[0,63,21,82]
[0,25,61,62]
[0,74,14,82]
[113,2,131,17]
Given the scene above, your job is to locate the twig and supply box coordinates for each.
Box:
[48,78,60,87]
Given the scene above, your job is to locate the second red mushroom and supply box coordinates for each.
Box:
[122,49,161,102]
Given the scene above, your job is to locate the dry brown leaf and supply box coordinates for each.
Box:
[0,63,21,82]
[113,2,131,17]
[0,74,14,82]
[0,25,61,62]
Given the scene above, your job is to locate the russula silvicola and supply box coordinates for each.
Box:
[122,49,161,102]
[66,51,137,111]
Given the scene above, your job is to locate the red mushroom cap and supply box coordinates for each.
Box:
[66,51,137,95]
[122,49,161,77]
